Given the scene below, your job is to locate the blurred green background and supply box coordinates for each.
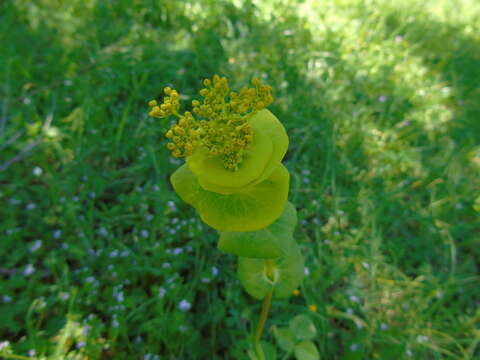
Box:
[1,0,479,359]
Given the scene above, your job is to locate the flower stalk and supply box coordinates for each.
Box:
[148,75,305,356]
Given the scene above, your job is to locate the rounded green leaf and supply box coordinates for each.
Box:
[289,315,317,341]
[294,340,320,360]
[237,256,274,300]
[186,112,274,189]
[238,242,304,299]
[198,109,289,194]
[273,326,296,352]
[248,109,289,186]
[218,202,297,258]
[171,163,289,232]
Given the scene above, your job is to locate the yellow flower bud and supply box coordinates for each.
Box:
[148,100,157,107]
[174,126,185,136]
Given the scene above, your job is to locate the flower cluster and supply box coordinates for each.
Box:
[148,75,273,170]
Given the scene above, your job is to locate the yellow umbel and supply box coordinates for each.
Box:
[148,75,274,170]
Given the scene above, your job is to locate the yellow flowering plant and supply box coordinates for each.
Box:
[148,75,304,359]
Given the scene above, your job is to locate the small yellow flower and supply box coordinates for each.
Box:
[292,289,301,296]
[308,304,318,312]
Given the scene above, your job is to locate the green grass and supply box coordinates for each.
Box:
[1,0,479,359]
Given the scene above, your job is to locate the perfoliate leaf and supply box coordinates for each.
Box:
[218,202,297,258]
[238,242,304,299]
[171,163,289,232]
[237,257,274,300]
[186,109,287,191]
[272,242,305,298]
[289,315,317,341]
[187,125,272,189]
[248,109,289,186]
[273,326,296,352]
[294,340,320,360]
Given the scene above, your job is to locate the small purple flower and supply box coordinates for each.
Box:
[349,295,360,303]
[159,287,166,298]
[178,299,191,312]
[98,227,108,237]
[26,203,36,210]
[30,239,43,252]
[167,201,177,212]
[32,166,43,176]
[378,95,387,103]
[112,315,119,328]
[9,198,21,205]
[173,247,183,256]
[24,264,35,276]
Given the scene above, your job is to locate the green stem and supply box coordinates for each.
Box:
[255,340,266,360]
[254,260,275,359]
[255,288,273,341]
